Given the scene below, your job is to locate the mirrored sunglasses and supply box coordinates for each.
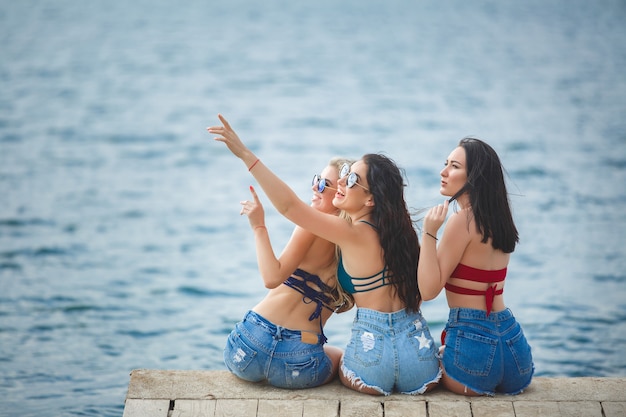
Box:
[339,163,370,191]
[312,174,337,193]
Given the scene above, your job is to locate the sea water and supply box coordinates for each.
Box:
[1,0,625,415]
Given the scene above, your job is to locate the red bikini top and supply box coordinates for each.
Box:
[445,263,507,316]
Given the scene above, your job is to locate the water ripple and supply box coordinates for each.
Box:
[177,286,243,298]
[593,273,625,283]
[1,1,625,416]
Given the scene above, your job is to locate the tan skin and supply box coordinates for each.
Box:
[418,146,509,396]
[239,164,345,384]
[208,114,431,394]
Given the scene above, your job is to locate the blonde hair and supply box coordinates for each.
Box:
[326,157,356,313]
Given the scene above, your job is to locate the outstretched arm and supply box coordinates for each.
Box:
[208,114,353,247]
[242,186,315,288]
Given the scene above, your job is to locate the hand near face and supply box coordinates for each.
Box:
[423,199,449,235]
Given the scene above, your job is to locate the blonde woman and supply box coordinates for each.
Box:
[223,156,354,389]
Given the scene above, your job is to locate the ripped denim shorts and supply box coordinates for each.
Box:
[223,310,332,389]
[442,308,534,395]
[341,308,441,395]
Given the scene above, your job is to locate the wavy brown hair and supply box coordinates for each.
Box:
[363,154,421,312]
[327,156,356,313]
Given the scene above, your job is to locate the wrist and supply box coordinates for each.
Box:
[248,158,260,171]
[424,232,438,241]
[242,152,259,170]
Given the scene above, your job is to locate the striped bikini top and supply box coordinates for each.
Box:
[336,221,391,294]
[337,256,390,294]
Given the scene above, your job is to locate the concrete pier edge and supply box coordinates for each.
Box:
[123,370,626,417]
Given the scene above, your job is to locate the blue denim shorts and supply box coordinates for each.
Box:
[341,308,441,395]
[223,310,332,389]
[442,308,534,395]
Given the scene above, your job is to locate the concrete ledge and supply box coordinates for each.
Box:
[123,370,626,417]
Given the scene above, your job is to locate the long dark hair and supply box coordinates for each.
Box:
[363,154,421,311]
[449,138,519,253]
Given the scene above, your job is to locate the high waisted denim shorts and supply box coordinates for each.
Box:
[442,308,534,395]
[223,310,332,389]
[341,308,441,395]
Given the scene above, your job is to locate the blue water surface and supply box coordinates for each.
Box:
[1,1,625,415]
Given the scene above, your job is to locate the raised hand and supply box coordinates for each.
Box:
[423,199,449,237]
[241,186,265,229]
[207,114,254,162]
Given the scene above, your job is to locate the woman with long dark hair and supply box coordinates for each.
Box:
[209,114,440,395]
[419,138,534,396]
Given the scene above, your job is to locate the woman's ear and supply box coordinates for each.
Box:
[365,198,375,207]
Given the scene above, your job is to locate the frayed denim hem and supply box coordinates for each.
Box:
[503,366,535,396]
[400,366,443,395]
[340,363,389,396]
[444,372,496,396]
[445,365,535,396]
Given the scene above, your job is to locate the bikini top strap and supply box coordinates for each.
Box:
[358,220,378,229]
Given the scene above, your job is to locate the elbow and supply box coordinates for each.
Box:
[420,291,438,302]
[418,282,440,301]
[261,274,282,289]
[263,281,281,289]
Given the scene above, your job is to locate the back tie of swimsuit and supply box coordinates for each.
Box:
[283,268,335,343]
[445,263,507,316]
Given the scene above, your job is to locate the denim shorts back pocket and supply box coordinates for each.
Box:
[453,330,498,376]
[284,356,320,388]
[350,329,384,367]
[224,331,257,373]
[407,326,438,361]
[506,328,533,376]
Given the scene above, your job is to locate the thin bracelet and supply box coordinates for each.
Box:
[248,158,260,171]
[425,232,438,241]
[254,225,266,231]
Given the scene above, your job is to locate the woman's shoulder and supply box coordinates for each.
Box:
[447,208,472,230]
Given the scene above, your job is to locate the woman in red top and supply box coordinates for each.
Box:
[418,138,534,396]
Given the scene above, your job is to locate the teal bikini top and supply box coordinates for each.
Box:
[336,221,391,294]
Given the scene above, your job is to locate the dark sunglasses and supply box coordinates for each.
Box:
[312,174,337,193]
[340,163,370,191]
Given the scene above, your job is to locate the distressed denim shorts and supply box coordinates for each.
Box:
[442,308,534,395]
[341,308,441,395]
[223,310,332,389]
